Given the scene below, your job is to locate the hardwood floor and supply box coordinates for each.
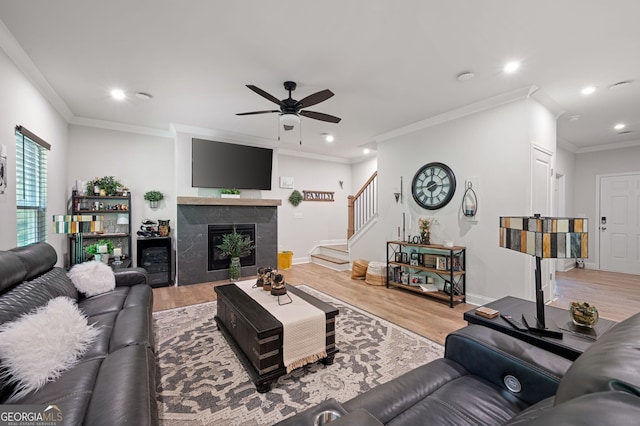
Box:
[152,263,640,345]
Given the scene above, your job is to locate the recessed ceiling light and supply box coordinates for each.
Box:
[363,148,370,155]
[503,61,520,73]
[135,92,153,100]
[324,134,335,143]
[457,71,475,81]
[614,123,626,130]
[567,115,581,122]
[581,86,596,95]
[110,89,126,100]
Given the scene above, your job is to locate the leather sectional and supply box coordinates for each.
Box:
[277,308,640,425]
[0,242,157,425]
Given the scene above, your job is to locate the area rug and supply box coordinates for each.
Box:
[154,285,444,425]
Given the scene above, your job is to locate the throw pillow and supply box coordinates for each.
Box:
[67,260,116,296]
[0,297,99,401]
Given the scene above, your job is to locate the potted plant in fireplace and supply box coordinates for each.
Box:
[217,226,256,281]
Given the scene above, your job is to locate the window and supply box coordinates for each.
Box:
[16,126,50,247]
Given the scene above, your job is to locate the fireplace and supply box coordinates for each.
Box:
[177,197,280,285]
[208,224,256,271]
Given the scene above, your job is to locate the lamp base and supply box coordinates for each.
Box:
[522,313,563,339]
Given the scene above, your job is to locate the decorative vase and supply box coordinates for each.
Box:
[150,200,159,208]
[421,232,430,245]
[229,256,241,281]
[158,219,170,236]
[101,254,109,264]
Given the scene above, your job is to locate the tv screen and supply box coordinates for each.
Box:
[192,139,273,190]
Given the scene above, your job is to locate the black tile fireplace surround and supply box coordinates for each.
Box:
[177,198,279,285]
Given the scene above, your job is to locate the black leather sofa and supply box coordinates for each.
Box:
[277,311,640,425]
[0,242,158,426]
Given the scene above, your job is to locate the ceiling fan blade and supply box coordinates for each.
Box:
[236,110,280,116]
[296,89,334,109]
[299,110,342,123]
[246,85,282,105]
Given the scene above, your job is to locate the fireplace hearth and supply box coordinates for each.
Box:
[208,224,256,271]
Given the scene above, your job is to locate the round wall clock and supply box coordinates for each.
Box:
[411,162,456,210]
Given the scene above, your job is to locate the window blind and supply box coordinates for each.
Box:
[16,126,49,247]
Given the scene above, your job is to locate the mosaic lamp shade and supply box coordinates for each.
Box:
[499,216,588,259]
[52,214,104,264]
[498,215,588,337]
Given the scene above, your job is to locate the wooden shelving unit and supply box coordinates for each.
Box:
[386,241,466,308]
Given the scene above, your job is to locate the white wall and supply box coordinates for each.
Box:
[0,47,69,260]
[67,125,174,264]
[351,96,558,305]
[574,143,640,268]
[351,156,377,192]
[272,154,351,262]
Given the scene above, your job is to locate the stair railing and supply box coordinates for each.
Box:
[347,171,378,239]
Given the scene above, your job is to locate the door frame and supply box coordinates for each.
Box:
[530,144,554,301]
[596,171,640,271]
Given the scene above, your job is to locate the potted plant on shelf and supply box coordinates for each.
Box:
[85,239,114,264]
[220,188,241,199]
[86,176,123,196]
[217,227,255,281]
[144,190,164,208]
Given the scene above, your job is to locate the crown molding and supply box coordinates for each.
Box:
[277,148,351,164]
[575,138,640,154]
[373,86,536,143]
[70,116,173,138]
[557,138,579,154]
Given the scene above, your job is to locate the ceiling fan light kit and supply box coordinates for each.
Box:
[237,81,342,138]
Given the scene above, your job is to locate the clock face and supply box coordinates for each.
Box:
[411,162,456,210]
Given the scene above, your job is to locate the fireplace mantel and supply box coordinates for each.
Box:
[177,197,282,207]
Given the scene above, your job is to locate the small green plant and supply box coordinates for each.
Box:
[217,227,255,258]
[87,176,123,196]
[85,239,115,255]
[220,188,241,195]
[143,190,164,202]
[289,189,303,206]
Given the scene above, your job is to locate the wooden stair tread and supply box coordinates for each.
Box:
[320,244,349,253]
[311,253,350,264]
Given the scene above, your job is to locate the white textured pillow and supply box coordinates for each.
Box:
[68,260,116,296]
[0,297,99,401]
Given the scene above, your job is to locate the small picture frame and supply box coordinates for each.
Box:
[409,274,425,285]
[410,252,420,266]
[436,256,447,270]
[443,281,452,295]
[394,252,403,263]
[401,252,409,264]
[400,271,409,284]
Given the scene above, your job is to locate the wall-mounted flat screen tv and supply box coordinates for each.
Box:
[192,139,273,190]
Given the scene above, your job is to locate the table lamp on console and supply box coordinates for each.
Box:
[499,214,588,338]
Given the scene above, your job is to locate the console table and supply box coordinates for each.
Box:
[464,296,616,360]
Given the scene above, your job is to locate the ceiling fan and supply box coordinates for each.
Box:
[236,81,341,131]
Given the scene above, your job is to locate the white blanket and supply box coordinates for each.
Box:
[235,280,327,373]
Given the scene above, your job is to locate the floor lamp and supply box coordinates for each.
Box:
[499,215,588,339]
[53,214,104,265]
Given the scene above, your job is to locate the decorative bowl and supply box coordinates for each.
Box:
[569,301,599,328]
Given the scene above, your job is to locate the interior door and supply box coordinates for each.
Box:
[600,174,640,275]
[531,146,553,302]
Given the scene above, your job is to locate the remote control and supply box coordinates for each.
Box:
[500,314,528,332]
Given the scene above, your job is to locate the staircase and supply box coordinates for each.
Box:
[310,244,350,271]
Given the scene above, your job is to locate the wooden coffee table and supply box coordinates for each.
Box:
[214,283,339,392]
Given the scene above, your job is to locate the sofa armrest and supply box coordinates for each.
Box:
[114,268,149,287]
[445,325,573,405]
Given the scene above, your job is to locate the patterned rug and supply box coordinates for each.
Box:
[154,285,444,425]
